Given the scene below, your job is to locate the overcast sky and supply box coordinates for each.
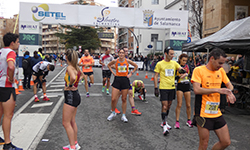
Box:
[1,0,118,18]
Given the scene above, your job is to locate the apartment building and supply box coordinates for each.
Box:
[42,0,117,54]
[118,0,134,53]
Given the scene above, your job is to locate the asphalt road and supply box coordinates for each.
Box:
[1,63,249,150]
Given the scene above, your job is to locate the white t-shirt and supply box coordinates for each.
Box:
[32,61,52,73]
[99,54,114,70]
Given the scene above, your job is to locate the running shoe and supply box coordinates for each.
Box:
[88,81,91,87]
[186,120,193,128]
[138,95,143,100]
[34,97,39,102]
[86,92,89,98]
[63,143,81,150]
[131,109,142,116]
[0,137,4,145]
[121,115,128,123]
[174,121,180,129]
[3,143,23,150]
[107,113,117,121]
[142,99,148,103]
[160,121,172,130]
[106,89,109,95]
[111,108,121,114]
[81,79,84,83]
[163,125,169,136]
[43,96,50,101]
[102,87,105,93]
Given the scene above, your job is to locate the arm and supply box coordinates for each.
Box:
[99,59,105,66]
[7,61,15,83]
[225,82,234,91]
[127,59,138,78]
[154,72,159,88]
[78,58,84,66]
[107,60,117,76]
[193,82,232,95]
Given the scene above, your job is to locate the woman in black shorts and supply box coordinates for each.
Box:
[106,49,138,123]
[174,53,192,129]
[62,49,84,150]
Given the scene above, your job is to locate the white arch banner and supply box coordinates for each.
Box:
[20,2,188,30]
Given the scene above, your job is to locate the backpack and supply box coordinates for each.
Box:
[22,58,29,70]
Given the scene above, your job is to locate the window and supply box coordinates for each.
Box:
[152,0,159,4]
[151,34,158,42]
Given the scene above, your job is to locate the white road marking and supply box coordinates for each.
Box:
[0,113,50,150]
[31,102,53,108]
[40,95,59,98]
[46,89,63,92]
[50,82,65,84]
[50,85,65,88]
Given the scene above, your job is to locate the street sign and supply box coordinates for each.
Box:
[147,45,153,48]
[187,37,191,43]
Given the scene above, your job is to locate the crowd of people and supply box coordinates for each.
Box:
[0,32,238,150]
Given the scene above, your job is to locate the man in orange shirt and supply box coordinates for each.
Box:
[191,48,236,150]
[78,49,94,97]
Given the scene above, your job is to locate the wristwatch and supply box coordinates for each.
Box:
[69,84,73,87]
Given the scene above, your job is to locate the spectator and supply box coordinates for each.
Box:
[143,56,149,71]
[30,51,42,67]
[22,51,32,89]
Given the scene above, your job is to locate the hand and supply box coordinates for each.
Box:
[154,88,159,97]
[226,93,236,104]
[219,88,232,95]
[8,76,15,83]
[180,73,187,79]
[127,72,132,78]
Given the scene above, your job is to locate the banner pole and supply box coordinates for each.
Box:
[13,14,19,34]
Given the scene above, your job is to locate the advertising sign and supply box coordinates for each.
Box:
[20,2,188,30]
[165,40,187,50]
[19,22,41,34]
[19,33,41,45]
[169,28,187,40]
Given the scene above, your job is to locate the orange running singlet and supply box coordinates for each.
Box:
[115,59,129,76]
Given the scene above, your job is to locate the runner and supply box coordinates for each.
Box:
[52,52,58,66]
[191,48,236,150]
[32,61,55,102]
[154,47,184,135]
[107,48,138,123]
[78,49,94,98]
[174,53,192,129]
[99,48,114,95]
[60,52,64,67]
[62,49,84,150]
[0,32,23,150]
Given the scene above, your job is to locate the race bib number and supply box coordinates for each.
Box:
[205,101,219,114]
[165,69,174,77]
[118,66,127,72]
[85,66,90,69]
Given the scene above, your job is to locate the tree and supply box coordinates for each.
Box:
[56,25,101,53]
[183,0,203,39]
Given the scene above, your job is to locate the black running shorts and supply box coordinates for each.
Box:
[112,76,130,90]
[64,90,81,107]
[192,115,226,130]
[83,72,93,76]
[0,87,16,102]
[177,83,191,93]
[102,70,112,78]
[160,89,175,101]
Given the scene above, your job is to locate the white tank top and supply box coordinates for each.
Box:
[32,61,51,72]
[0,48,16,87]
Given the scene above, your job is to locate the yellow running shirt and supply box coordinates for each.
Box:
[154,60,180,89]
[191,65,230,118]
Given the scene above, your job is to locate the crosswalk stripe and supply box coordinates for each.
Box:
[47,89,63,92]
[31,102,53,108]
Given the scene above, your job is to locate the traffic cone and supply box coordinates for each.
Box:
[145,72,148,79]
[15,82,21,95]
[136,70,139,76]
[150,73,154,81]
[18,79,25,91]
[15,79,19,85]
[30,79,34,86]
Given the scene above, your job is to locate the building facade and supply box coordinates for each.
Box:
[203,0,250,37]
[0,15,19,48]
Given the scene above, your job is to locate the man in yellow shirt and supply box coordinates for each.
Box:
[154,47,184,135]
[78,49,94,97]
[191,48,236,150]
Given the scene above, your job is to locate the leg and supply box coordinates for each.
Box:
[106,78,110,89]
[175,91,184,121]
[111,87,120,111]
[161,101,169,123]
[71,107,78,142]
[84,74,88,92]
[197,125,210,150]
[62,104,77,147]
[212,124,231,150]
[120,89,129,114]
[2,94,15,144]
[40,76,46,94]
[89,74,94,84]
[103,77,107,86]
[33,75,38,95]
[23,73,27,88]
[128,90,135,108]
[184,91,192,120]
